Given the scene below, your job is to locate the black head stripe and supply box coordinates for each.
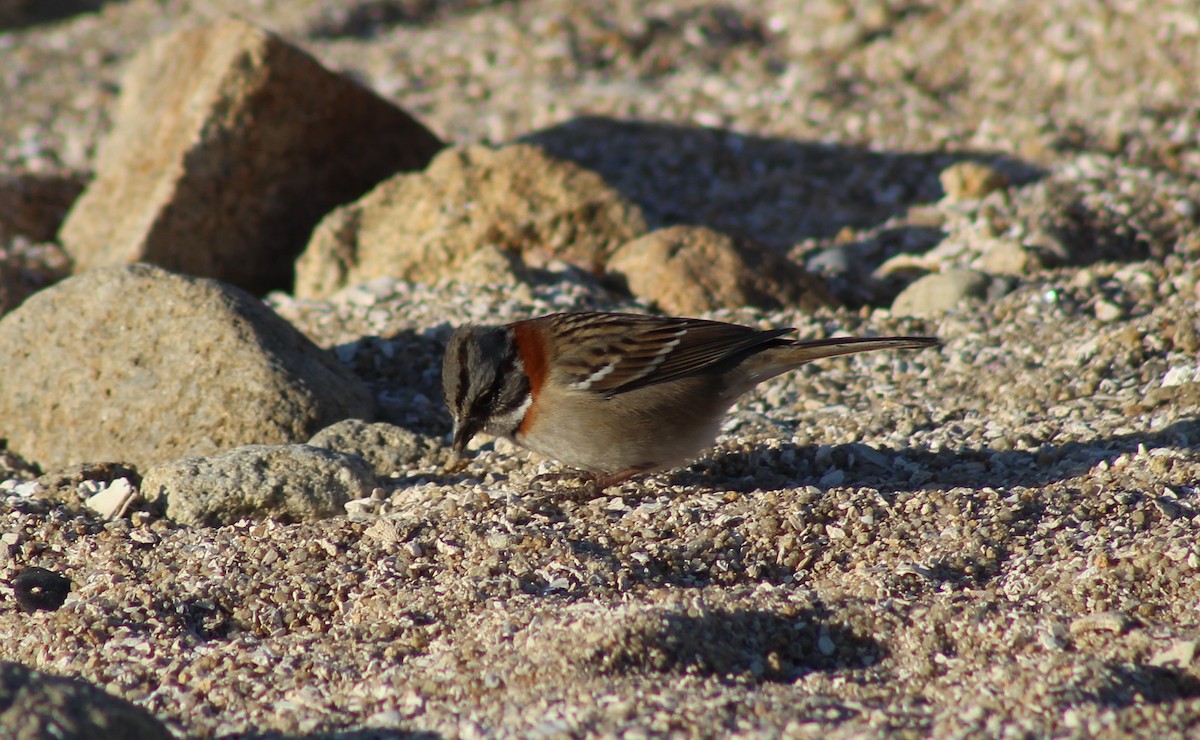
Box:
[453,330,473,414]
[472,339,520,418]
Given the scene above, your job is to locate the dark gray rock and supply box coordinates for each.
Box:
[0,661,171,740]
[10,567,70,612]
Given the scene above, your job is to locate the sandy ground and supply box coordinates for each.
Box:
[2,1,1200,737]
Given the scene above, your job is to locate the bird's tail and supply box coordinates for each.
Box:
[730,334,939,393]
[778,335,940,365]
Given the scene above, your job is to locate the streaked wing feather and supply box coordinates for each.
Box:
[544,312,793,396]
[642,322,793,389]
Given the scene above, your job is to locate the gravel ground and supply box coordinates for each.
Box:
[3,1,1200,738]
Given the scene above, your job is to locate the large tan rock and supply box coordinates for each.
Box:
[606,225,838,315]
[59,18,443,294]
[0,264,375,471]
[294,144,646,298]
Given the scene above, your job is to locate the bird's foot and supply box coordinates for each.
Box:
[527,464,655,501]
[527,470,599,500]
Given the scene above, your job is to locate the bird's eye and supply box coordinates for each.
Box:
[470,378,499,418]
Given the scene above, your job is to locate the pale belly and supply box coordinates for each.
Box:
[514,376,733,475]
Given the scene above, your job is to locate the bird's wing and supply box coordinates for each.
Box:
[541,312,793,396]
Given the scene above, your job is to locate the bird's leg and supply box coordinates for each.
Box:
[590,466,650,491]
[527,469,593,501]
[528,469,591,488]
[585,463,657,496]
[528,463,655,500]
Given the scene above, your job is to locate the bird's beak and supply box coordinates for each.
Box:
[451,421,474,456]
[443,422,474,474]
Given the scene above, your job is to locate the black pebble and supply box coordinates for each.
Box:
[11,566,71,612]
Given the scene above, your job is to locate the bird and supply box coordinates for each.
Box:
[442,311,938,493]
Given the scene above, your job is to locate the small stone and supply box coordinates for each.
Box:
[362,518,410,545]
[1093,299,1124,323]
[818,468,846,487]
[874,251,934,279]
[8,481,40,498]
[128,529,160,546]
[817,631,836,656]
[1071,269,1098,288]
[140,444,377,526]
[1161,366,1200,387]
[84,478,138,518]
[345,498,383,518]
[308,419,448,477]
[939,161,1008,202]
[1149,640,1198,668]
[11,567,71,612]
[806,246,855,277]
[979,238,1038,275]
[891,268,991,317]
[1068,611,1130,637]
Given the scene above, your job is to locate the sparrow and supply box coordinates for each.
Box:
[442,311,937,492]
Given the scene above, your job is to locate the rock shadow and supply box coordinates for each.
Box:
[330,329,450,435]
[307,0,512,39]
[589,604,882,684]
[224,730,440,740]
[0,1,109,29]
[523,116,1043,252]
[1080,661,1200,708]
[679,417,1200,493]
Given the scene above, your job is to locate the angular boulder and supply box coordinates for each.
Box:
[59,18,444,294]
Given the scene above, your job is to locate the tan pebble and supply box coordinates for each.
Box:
[1068,611,1129,637]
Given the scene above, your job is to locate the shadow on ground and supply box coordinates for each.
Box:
[590,605,883,683]
[0,1,109,29]
[220,730,440,740]
[523,116,1044,250]
[682,417,1200,493]
[1085,662,1200,708]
